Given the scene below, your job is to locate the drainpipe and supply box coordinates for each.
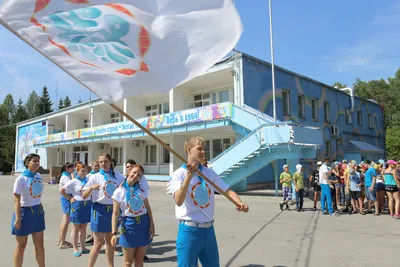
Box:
[337,87,355,113]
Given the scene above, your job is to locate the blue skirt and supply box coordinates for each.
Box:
[119,213,151,248]
[11,204,46,236]
[60,195,72,214]
[70,200,92,224]
[90,202,113,233]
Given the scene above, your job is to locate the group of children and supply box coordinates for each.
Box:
[280,158,400,217]
[11,136,249,267]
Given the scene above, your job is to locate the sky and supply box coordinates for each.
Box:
[0,0,399,106]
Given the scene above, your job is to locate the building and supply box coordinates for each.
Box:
[15,52,384,191]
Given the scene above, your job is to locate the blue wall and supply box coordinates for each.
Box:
[240,54,384,186]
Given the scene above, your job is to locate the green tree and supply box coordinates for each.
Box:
[13,98,28,123]
[37,86,53,115]
[0,94,16,173]
[58,99,64,110]
[64,96,72,108]
[386,127,400,159]
[25,91,40,118]
[332,82,347,89]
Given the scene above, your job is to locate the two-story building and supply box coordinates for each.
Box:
[15,51,384,191]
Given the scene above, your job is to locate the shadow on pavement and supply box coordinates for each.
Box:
[225,211,283,267]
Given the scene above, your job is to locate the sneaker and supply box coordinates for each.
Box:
[285,206,291,211]
[144,255,149,261]
[323,211,329,215]
[312,207,316,211]
[301,209,305,212]
[297,209,301,212]
[330,212,340,216]
[279,203,284,211]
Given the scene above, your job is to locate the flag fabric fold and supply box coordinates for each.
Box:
[0,0,242,102]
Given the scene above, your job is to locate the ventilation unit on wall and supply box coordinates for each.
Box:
[98,143,110,150]
[331,126,339,136]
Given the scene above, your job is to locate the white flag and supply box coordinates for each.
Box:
[0,0,242,102]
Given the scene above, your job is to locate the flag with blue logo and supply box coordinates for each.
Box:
[0,0,242,102]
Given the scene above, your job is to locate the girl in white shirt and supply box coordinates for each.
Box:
[87,160,100,179]
[82,153,125,267]
[111,164,155,267]
[12,153,45,267]
[58,162,74,249]
[60,163,92,257]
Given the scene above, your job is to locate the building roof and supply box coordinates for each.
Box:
[346,140,384,153]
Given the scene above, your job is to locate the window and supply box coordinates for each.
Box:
[192,93,211,108]
[345,109,351,124]
[212,138,231,158]
[212,90,230,104]
[368,114,373,128]
[204,140,211,160]
[145,103,169,117]
[111,147,123,164]
[324,102,330,123]
[325,140,331,160]
[110,112,121,123]
[298,94,306,119]
[357,110,362,125]
[282,90,290,115]
[83,118,89,128]
[145,145,157,164]
[311,99,318,121]
[161,144,170,164]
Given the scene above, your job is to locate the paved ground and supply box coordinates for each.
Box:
[1,175,399,267]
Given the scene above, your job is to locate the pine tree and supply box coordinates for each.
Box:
[25,91,40,118]
[64,96,72,108]
[58,99,64,110]
[13,99,28,123]
[37,86,53,115]
[0,94,16,173]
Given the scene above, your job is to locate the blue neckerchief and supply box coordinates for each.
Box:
[90,171,96,174]
[76,175,88,186]
[123,181,139,203]
[99,169,115,183]
[23,169,41,185]
[62,171,71,178]
[181,163,205,189]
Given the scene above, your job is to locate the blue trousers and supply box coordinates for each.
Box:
[176,223,219,267]
[320,184,333,213]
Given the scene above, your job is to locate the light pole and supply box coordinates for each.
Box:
[269,0,277,122]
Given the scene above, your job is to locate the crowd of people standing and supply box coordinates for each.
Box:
[280,158,400,217]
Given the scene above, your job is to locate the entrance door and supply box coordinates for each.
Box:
[72,152,88,165]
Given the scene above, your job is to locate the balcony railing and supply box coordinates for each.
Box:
[34,102,233,145]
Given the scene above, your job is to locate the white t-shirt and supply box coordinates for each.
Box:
[86,172,97,179]
[83,171,125,205]
[59,174,72,189]
[319,164,328,185]
[13,173,43,207]
[63,178,91,201]
[171,166,230,223]
[112,185,148,217]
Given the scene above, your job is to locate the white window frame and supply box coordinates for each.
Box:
[345,109,351,124]
[282,90,291,115]
[110,112,121,123]
[145,144,157,164]
[357,110,363,125]
[145,103,169,117]
[298,94,306,119]
[324,102,330,123]
[311,98,318,121]
[368,114,373,128]
[204,138,231,159]
[110,147,123,164]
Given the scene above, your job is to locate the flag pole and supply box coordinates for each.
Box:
[109,104,240,207]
